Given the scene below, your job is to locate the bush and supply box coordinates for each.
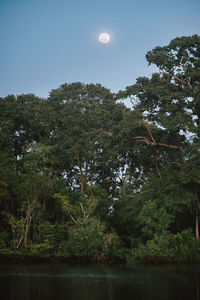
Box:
[29,222,68,255]
[127,229,200,264]
[175,228,200,262]
[58,218,123,261]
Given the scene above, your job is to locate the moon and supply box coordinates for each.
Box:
[99,33,110,44]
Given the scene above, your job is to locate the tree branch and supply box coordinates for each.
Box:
[136,118,183,149]
[80,202,86,220]
[134,136,183,149]
[67,210,78,225]
[161,71,196,93]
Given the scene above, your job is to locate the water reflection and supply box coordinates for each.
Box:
[0,263,199,300]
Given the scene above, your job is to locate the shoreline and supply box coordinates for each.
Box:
[0,252,199,265]
[0,252,124,265]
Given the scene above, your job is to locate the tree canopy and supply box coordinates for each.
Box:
[0,34,200,263]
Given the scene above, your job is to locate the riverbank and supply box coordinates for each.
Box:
[0,250,125,265]
[1,249,200,265]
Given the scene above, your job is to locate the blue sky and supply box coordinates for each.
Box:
[0,0,200,105]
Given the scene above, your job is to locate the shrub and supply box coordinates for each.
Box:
[127,229,200,264]
[58,218,123,261]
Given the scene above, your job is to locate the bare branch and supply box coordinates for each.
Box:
[80,202,86,219]
[67,210,78,225]
[134,136,183,149]
[161,71,196,93]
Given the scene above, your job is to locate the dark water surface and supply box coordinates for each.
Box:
[0,263,199,300]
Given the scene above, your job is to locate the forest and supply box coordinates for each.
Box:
[0,34,200,263]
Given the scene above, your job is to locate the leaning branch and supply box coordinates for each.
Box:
[67,210,78,225]
[135,118,183,150]
[161,71,196,93]
[134,136,183,149]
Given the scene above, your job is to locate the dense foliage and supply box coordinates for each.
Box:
[1,35,200,263]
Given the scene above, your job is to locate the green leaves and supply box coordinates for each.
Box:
[1,34,200,262]
[46,82,127,195]
[58,218,122,261]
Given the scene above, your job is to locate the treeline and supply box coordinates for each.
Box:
[0,35,200,263]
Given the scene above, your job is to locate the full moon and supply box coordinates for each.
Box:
[99,33,110,44]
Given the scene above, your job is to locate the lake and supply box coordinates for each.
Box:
[0,263,199,300]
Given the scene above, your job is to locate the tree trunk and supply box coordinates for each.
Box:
[196,214,199,239]
[16,200,36,248]
[84,160,88,186]
[196,192,200,239]
[76,152,84,194]
[90,171,93,186]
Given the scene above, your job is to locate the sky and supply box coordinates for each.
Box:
[0,0,200,106]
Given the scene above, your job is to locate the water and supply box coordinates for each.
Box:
[0,263,199,300]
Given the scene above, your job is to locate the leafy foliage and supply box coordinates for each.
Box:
[58,218,122,261]
[0,35,200,262]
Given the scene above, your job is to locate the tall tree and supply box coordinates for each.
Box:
[47,82,128,195]
[117,35,200,237]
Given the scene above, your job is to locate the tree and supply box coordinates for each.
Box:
[1,35,200,262]
[117,35,200,238]
[47,82,128,195]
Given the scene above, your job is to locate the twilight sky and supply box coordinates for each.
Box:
[0,0,200,105]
